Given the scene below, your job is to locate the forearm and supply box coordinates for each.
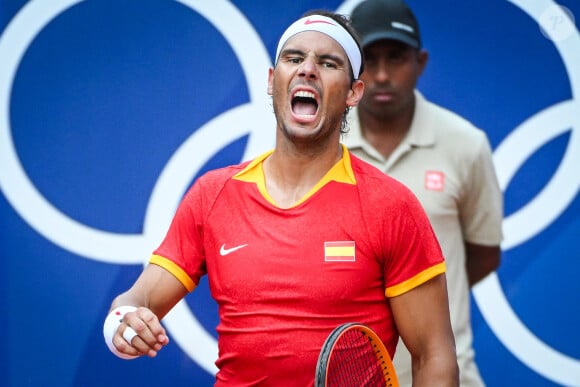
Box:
[411,352,459,386]
[392,275,459,385]
[109,263,189,319]
[110,290,148,312]
[104,264,186,359]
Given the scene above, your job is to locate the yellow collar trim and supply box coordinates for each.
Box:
[233,144,356,207]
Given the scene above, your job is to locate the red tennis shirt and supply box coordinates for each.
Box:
[151,146,445,386]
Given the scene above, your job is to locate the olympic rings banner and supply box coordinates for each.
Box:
[1,1,578,386]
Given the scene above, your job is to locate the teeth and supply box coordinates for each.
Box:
[293,90,315,99]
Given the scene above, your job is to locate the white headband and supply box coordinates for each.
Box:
[275,15,362,79]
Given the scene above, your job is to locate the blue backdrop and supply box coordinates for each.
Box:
[1,1,579,386]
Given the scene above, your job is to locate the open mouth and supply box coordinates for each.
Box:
[291,90,318,117]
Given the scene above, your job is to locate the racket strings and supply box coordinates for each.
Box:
[327,330,395,386]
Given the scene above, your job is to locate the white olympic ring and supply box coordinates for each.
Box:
[0,0,578,384]
[0,0,274,375]
[336,2,580,382]
[338,1,580,383]
[472,1,580,385]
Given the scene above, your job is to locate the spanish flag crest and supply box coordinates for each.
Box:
[324,241,356,262]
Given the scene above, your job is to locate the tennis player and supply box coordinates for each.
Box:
[103,9,459,386]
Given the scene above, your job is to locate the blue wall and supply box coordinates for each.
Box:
[1,1,578,386]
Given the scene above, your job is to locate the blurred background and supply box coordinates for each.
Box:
[1,0,578,385]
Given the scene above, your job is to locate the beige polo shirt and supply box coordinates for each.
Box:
[344,90,503,387]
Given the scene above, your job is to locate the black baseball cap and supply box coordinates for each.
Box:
[350,0,421,49]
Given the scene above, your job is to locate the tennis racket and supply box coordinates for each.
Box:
[315,322,399,387]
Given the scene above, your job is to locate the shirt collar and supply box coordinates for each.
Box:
[233,144,356,207]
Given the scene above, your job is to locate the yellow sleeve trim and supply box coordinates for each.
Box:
[385,262,446,298]
[149,254,196,293]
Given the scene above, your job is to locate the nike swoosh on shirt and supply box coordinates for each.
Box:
[219,243,248,256]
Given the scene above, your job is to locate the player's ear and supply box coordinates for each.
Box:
[346,79,364,107]
[267,67,274,96]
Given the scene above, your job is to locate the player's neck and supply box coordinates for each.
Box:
[263,143,342,208]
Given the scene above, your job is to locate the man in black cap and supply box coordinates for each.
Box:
[346,0,503,386]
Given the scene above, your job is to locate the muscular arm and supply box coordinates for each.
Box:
[111,263,189,317]
[465,242,501,287]
[390,274,459,386]
[108,263,190,358]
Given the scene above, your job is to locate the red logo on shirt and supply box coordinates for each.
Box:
[425,171,445,191]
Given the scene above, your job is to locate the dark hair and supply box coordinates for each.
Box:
[300,10,364,135]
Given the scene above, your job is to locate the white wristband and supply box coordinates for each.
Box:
[103,306,139,360]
